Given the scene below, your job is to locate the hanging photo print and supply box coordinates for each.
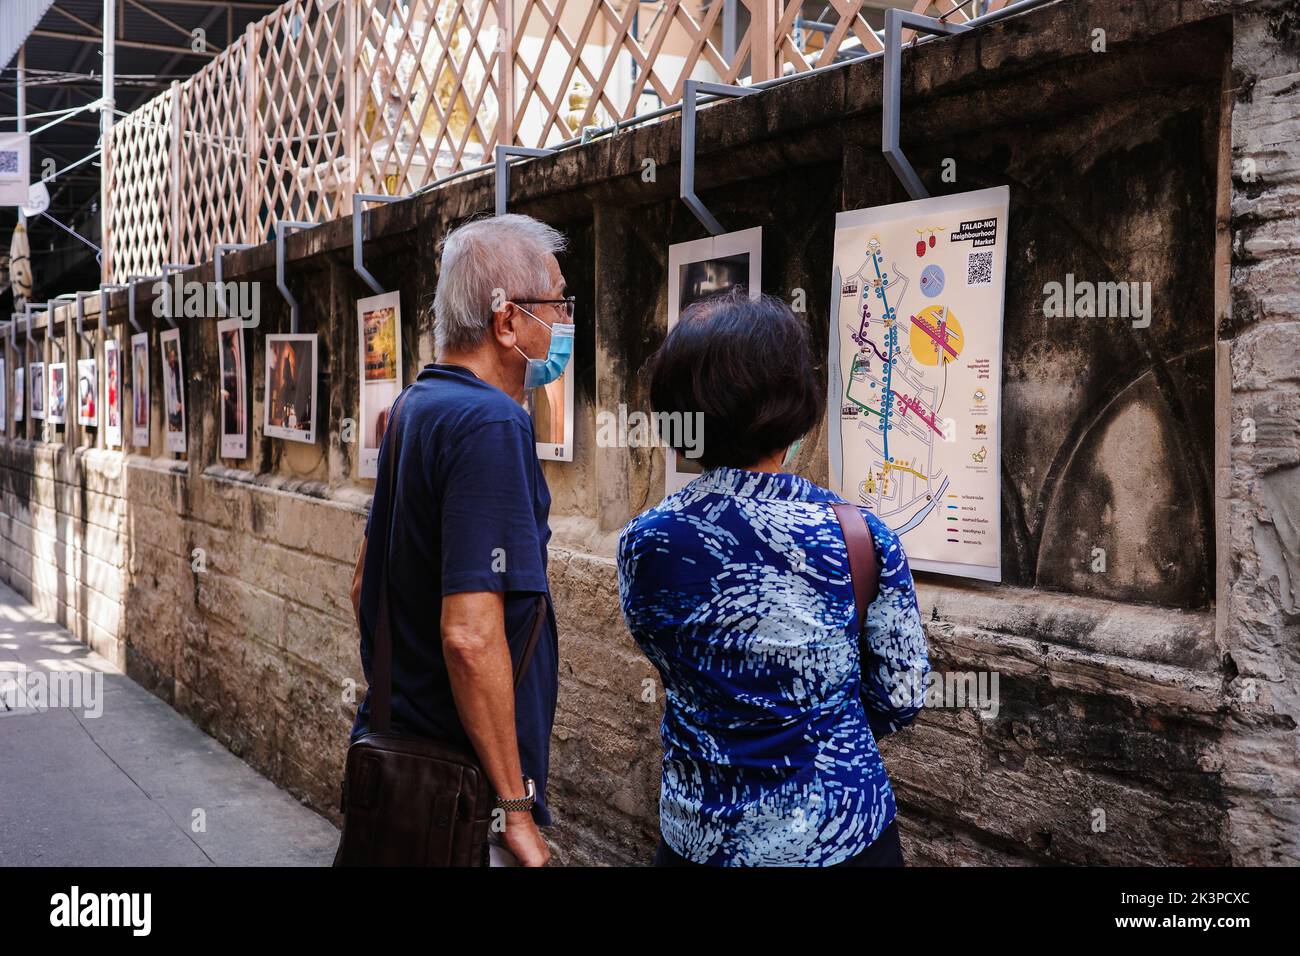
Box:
[356,292,401,478]
[77,358,97,426]
[160,328,186,454]
[131,333,149,448]
[48,362,67,425]
[663,226,763,495]
[0,357,6,430]
[264,334,317,444]
[104,339,122,448]
[14,366,24,423]
[217,318,248,459]
[30,362,46,420]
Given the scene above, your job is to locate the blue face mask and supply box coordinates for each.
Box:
[514,305,574,389]
[782,438,803,469]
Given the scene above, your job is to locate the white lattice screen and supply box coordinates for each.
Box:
[103,0,1011,281]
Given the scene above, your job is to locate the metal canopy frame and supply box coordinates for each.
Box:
[352,193,408,295]
[882,8,973,201]
[495,145,555,216]
[275,221,319,334]
[680,80,758,236]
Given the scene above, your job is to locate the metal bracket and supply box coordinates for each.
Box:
[47,294,76,335]
[159,263,194,328]
[99,283,125,336]
[494,145,555,216]
[352,193,406,294]
[25,303,43,349]
[127,274,160,334]
[275,221,319,334]
[76,290,96,338]
[680,80,758,236]
[214,243,255,321]
[883,8,972,201]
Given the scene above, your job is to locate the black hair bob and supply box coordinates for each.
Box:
[645,287,823,470]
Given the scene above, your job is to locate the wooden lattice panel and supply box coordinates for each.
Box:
[773,1,1008,75]
[354,0,506,192]
[249,0,350,237]
[507,0,756,148]
[100,0,1017,275]
[103,90,175,283]
[175,39,254,266]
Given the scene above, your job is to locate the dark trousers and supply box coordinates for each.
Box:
[652,819,905,867]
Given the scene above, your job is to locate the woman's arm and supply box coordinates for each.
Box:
[860,524,930,738]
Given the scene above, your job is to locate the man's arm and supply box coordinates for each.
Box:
[441,590,550,867]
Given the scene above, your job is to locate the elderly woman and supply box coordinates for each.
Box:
[617,289,929,867]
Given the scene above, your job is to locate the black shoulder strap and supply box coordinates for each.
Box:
[831,502,880,635]
[370,391,548,735]
[370,389,410,735]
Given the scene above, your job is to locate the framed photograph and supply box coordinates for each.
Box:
[356,292,402,478]
[264,334,317,444]
[14,366,24,423]
[131,332,149,448]
[77,358,97,426]
[48,362,67,425]
[0,357,6,430]
[664,225,762,495]
[160,328,186,453]
[30,362,45,420]
[104,339,122,448]
[217,318,248,459]
[529,327,574,463]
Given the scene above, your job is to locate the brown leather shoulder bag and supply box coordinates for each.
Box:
[831,502,881,632]
[334,389,546,867]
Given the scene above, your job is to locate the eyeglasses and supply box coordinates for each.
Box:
[512,296,576,319]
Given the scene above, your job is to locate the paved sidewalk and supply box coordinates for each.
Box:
[0,580,339,866]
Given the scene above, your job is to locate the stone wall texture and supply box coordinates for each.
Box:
[1,0,1296,865]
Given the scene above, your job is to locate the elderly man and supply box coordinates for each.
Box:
[348,214,573,867]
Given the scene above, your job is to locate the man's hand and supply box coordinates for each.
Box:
[503,811,551,867]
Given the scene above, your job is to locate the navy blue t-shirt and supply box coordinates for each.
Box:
[351,363,558,826]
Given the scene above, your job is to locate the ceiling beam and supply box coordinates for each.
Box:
[31,29,216,58]
[124,0,216,52]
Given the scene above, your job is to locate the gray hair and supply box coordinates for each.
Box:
[433,214,568,354]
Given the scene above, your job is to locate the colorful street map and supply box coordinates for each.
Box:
[828,186,1009,581]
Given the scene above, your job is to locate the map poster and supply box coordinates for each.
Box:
[356,291,402,478]
[828,186,1009,582]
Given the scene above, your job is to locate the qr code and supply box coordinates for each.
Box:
[966,251,993,286]
[0,150,18,174]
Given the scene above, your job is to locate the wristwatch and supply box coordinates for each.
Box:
[494,777,536,813]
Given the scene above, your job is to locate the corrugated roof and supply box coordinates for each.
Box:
[0,0,58,72]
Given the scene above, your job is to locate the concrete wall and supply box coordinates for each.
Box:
[1,0,1295,865]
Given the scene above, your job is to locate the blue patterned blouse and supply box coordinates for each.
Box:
[617,466,929,866]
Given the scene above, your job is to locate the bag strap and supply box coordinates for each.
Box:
[831,502,880,635]
[370,390,549,734]
[370,389,411,735]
